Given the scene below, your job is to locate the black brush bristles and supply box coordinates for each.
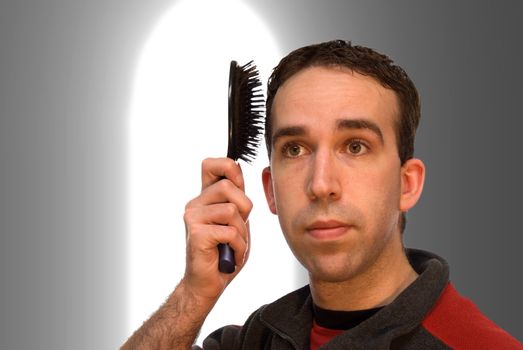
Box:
[227,60,265,163]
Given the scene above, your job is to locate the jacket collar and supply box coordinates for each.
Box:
[258,249,449,348]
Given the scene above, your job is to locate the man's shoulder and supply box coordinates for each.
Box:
[197,285,313,350]
[422,283,523,349]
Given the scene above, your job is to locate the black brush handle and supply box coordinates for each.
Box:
[218,61,238,274]
[216,175,236,274]
[218,243,235,274]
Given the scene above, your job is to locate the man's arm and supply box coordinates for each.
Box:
[120,281,214,349]
[121,158,252,349]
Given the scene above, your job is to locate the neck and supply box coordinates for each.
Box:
[309,236,417,311]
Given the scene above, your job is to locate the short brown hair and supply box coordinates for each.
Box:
[265,40,421,233]
[265,40,420,164]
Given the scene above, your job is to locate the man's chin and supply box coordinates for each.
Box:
[309,271,356,284]
[304,258,359,284]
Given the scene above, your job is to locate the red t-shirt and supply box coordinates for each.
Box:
[310,320,344,350]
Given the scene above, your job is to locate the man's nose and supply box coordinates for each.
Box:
[306,149,342,201]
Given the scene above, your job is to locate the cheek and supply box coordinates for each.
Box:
[351,166,402,211]
[272,166,302,203]
[273,179,296,217]
[271,169,305,229]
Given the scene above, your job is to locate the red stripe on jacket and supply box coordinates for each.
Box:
[422,283,523,349]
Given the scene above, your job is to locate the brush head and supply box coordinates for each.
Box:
[227,60,265,163]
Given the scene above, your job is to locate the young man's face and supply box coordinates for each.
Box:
[262,66,415,283]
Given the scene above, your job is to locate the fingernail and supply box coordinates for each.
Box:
[236,174,244,186]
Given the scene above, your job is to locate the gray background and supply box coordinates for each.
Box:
[0,0,521,348]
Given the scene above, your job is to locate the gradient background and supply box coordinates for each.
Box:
[1,1,521,349]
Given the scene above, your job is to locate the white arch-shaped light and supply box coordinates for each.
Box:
[127,0,305,344]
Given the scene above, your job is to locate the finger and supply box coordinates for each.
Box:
[187,180,253,221]
[237,220,251,268]
[187,223,248,267]
[184,203,249,242]
[201,157,245,191]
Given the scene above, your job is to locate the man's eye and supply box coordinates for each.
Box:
[346,140,367,155]
[282,143,304,157]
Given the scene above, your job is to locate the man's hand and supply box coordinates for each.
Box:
[182,157,252,301]
[121,158,252,350]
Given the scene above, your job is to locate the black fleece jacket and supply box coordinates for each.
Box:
[194,249,523,349]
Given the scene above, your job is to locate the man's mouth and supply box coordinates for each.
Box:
[305,219,351,240]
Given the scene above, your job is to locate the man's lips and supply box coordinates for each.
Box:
[305,220,351,240]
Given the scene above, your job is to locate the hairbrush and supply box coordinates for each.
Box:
[218,60,264,274]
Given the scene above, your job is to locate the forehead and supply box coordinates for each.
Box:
[271,66,399,134]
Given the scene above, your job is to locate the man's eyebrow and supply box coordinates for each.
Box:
[337,119,384,144]
[271,125,308,146]
[271,119,385,146]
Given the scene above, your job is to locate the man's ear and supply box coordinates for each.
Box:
[399,158,425,212]
[262,167,277,214]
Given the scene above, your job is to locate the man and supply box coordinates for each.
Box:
[122,40,522,349]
